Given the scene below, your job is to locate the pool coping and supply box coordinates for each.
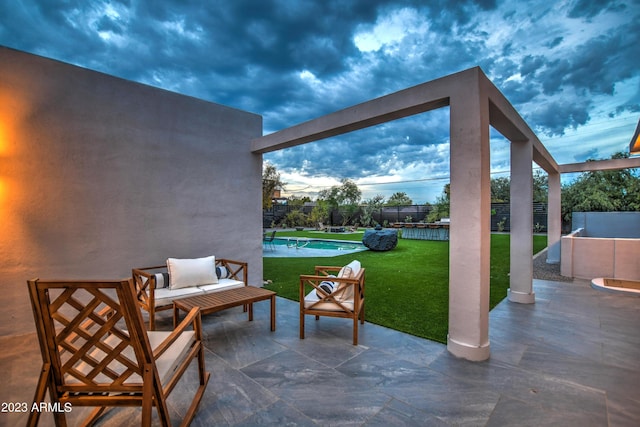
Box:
[264,237,369,258]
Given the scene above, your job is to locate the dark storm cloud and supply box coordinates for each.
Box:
[567,0,628,19]
[1,0,638,201]
[273,110,451,182]
[520,55,546,77]
[573,147,600,162]
[540,31,635,97]
[529,99,591,136]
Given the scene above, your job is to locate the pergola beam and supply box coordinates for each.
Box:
[251,67,551,362]
[251,69,474,154]
[559,157,640,173]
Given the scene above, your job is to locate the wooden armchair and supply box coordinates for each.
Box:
[27,278,210,427]
[299,260,366,345]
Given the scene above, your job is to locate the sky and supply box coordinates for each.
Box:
[1,0,638,203]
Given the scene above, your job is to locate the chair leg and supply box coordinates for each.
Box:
[179,315,211,427]
[181,371,210,427]
[27,364,50,427]
[353,316,358,346]
[82,407,109,426]
[142,366,171,427]
[28,364,70,427]
[300,312,305,339]
[149,310,156,331]
[197,345,207,385]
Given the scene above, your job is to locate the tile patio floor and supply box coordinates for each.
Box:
[1,278,639,426]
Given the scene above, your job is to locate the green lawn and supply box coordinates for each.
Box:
[263,230,547,343]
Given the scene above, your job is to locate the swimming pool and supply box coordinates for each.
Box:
[263,237,368,258]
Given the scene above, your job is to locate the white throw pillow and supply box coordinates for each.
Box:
[334,260,361,299]
[338,260,361,279]
[167,255,217,290]
[338,266,353,279]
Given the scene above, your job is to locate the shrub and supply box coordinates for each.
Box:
[284,210,308,227]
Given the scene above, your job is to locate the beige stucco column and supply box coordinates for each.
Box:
[447,77,491,361]
[546,171,562,264]
[508,139,535,303]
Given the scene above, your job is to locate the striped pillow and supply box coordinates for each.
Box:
[216,266,229,279]
[315,274,337,298]
[154,272,170,289]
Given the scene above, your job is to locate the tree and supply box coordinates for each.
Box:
[491,177,510,202]
[287,195,311,208]
[262,162,286,209]
[317,179,362,225]
[308,200,330,228]
[561,152,640,221]
[386,192,413,206]
[318,178,361,206]
[427,183,450,222]
[360,194,386,227]
[490,171,548,203]
[284,209,308,227]
[533,171,548,203]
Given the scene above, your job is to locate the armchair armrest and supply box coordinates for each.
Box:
[153,307,202,359]
[132,266,165,309]
[313,266,342,276]
[216,258,248,285]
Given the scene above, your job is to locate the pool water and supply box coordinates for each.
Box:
[264,237,368,258]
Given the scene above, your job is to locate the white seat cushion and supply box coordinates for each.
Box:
[198,278,245,293]
[147,330,197,385]
[73,330,196,386]
[304,289,358,311]
[155,286,204,307]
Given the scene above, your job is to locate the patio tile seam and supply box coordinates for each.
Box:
[373,394,449,425]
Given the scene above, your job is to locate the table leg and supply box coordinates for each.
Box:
[173,305,179,328]
[248,303,253,321]
[270,295,276,331]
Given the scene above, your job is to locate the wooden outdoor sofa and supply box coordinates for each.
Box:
[132,256,247,330]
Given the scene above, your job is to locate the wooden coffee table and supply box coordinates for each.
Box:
[173,286,276,331]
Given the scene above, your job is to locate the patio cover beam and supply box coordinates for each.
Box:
[251,67,553,362]
[251,69,463,154]
[559,157,640,173]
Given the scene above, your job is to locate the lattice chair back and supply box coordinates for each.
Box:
[27,278,209,427]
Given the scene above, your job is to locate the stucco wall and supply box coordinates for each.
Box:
[0,47,263,336]
[571,212,640,238]
[561,232,640,280]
